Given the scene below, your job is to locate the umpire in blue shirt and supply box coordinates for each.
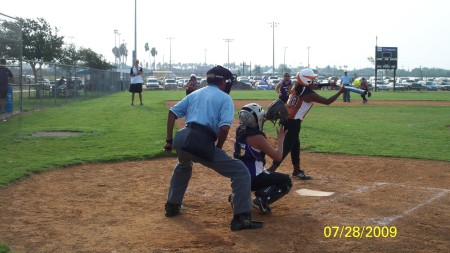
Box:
[341,71,352,102]
[163,65,263,231]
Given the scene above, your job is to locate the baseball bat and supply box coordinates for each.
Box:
[343,86,367,95]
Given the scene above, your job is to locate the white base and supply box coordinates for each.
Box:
[296,188,334,197]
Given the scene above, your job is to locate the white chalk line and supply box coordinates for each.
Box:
[301,181,449,225]
[367,189,449,226]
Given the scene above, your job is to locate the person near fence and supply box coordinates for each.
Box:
[0,59,13,114]
[129,59,143,106]
[163,65,263,231]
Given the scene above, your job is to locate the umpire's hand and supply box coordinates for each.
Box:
[164,142,172,152]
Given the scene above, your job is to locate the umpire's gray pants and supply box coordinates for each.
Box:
[168,127,252,214]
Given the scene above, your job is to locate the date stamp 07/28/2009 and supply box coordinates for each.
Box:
[323,226,398,239]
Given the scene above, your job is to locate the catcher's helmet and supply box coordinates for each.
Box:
[296,68,318,86]
[238,103,265,131]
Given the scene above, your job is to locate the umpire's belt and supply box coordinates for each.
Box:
[186,122,204,129]
[186,122,217,141]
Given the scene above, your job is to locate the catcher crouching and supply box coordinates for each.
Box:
[233,102,292,214]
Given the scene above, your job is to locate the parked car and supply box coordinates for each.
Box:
[268,79,279,88]
[255,81,273,90]
[436,79,450,90]
[237,77,252,87]
[250,76,263,85]
[420,81,439,91]
[145,78,163,90]
[37,78,51,90]
[374,79,389,91]
[387,82,406,91]
[163,79,178,90]
[382,79,405,91]
[406,80,426,91]
[177,79,188,88]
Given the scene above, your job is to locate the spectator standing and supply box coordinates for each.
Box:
[275,72,293,103]
[184,74,197,96]
[163,65,263,231]
[341,71,352,102]
[129,59,144,106]
[0,59,13,114]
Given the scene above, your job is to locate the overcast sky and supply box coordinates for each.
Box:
[3,0,450,70]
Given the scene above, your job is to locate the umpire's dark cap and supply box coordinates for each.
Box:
[207,65,233,84]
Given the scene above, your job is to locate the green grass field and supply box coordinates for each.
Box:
[0,90,449,185]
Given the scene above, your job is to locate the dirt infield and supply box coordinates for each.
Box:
[0,100,449,253]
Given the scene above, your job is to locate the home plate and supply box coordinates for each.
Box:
[296,189,335,197]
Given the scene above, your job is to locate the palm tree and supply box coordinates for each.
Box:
[144,42,150,68]
[119,43,128,67]
[112,47,120,66]
[150,47,158,71]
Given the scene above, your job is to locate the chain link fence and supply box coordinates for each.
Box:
[1,12,128,114]
[15,62,129,111]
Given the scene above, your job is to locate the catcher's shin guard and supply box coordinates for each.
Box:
[256,184,291,206]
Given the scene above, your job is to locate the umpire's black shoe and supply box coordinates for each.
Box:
[165,201,181,217]
[230,212,263,231]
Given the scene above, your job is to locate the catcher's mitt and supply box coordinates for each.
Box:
[265,99,288,125]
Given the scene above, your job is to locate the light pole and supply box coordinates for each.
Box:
[167,37,174,72]
[118,33,122,67]
[204,48,207,65]
[269,21,279,75]
[223,38,234,69]
[134,0,137,64]
[283,46,287,72]
[307,46,311,68]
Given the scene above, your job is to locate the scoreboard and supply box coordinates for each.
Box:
[375,47,397,70]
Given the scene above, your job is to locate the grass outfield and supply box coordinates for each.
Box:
[0,90,449,185]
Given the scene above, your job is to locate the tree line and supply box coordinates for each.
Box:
[0,17,114,85]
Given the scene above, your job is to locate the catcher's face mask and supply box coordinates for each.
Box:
[239,103,265,131]
[224,74,237,94]
[206,66,236,94]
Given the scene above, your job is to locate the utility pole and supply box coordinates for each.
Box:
[307,46,311,68]
[223,38,234,69]
[167,37,174,72]
[134,0,137,64]
[118,33,122,67]
[269,21,279,75]
[283,46,287,72]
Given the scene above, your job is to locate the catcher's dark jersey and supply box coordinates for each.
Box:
[237,136,265,181]
[286,86,315,120]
